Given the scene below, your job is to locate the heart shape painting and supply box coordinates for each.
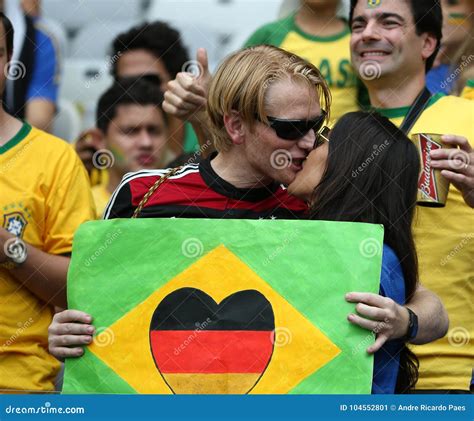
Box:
[149,287,275,394]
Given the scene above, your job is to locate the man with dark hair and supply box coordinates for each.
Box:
[349,0,473,392]
[76,21,196,173]
[110,21,196,155]
[0,12,95,392]
[111,21,188,91]
[87,77,169,218]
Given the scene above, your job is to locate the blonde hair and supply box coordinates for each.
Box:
[206,45,332,152]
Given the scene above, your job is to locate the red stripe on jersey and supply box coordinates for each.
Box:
[128,170,307,213]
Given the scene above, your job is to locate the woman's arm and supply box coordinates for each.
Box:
[345,283,449,353]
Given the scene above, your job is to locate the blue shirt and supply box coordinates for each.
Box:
[426,64,452,95]
[372,244,406,394]
[26,19,60,103]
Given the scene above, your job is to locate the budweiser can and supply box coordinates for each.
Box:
[411,133,450,207]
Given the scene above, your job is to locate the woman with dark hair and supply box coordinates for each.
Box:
[288,111,421,393]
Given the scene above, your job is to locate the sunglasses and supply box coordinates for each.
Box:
[313,126,331,149]
[261,110,328,141]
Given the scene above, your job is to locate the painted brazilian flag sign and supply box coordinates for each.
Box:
[63,219,383,394]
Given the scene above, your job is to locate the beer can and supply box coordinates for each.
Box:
[411,133,450,207]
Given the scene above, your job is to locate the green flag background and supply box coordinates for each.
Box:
[63,219,383,394]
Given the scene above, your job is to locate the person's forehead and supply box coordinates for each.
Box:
[265,78,321,117]
[118,50,170,80]
[266,78,316,102]
[353,0,413,21]
[113,104,165,125]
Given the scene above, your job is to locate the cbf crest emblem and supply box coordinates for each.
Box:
[3,212,28,237]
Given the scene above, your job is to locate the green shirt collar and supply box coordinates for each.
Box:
[0,122,32,155]
[289,13,350,42]
[373,92,445,119]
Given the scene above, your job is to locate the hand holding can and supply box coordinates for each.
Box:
[411,133,450,207]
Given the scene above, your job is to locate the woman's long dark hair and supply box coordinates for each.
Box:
[310,111,420,392]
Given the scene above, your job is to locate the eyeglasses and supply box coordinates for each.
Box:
[313,126,331,149]
[260,110,327,141]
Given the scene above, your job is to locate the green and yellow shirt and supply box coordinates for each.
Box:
[245,14,361,123]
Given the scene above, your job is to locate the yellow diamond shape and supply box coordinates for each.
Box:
[89,245,340,393]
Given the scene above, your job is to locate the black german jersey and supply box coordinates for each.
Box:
[103,154,308,220]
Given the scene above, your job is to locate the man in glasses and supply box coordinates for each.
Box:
[49,46,448,382]
[101,45,330,220]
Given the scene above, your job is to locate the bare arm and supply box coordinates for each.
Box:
[405,284,449,344]
[25,99,56,132]
[346,283,448,353]
[1,228,68,307]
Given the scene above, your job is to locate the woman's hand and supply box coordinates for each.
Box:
[345,292,409,354]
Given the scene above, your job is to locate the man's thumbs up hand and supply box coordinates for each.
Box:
[164,48,211,124]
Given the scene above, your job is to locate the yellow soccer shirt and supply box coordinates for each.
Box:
[0,123,96,392]
[376,94,474,390]
[92,184,112,219]
[245,15,361,123]
[461,79,474,100]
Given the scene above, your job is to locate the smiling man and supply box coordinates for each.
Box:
[350,0,474,392]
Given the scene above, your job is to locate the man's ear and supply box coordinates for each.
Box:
[223,110,246,145]
[421,32,438,62]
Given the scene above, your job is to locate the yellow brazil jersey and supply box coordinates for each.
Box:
[0,122,95,392]
[245,14,362,123]
[91,184,111,219]
[461,79,474,100]
[376,94,474,390]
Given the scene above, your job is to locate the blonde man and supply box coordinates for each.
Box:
[49,45,326,360]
